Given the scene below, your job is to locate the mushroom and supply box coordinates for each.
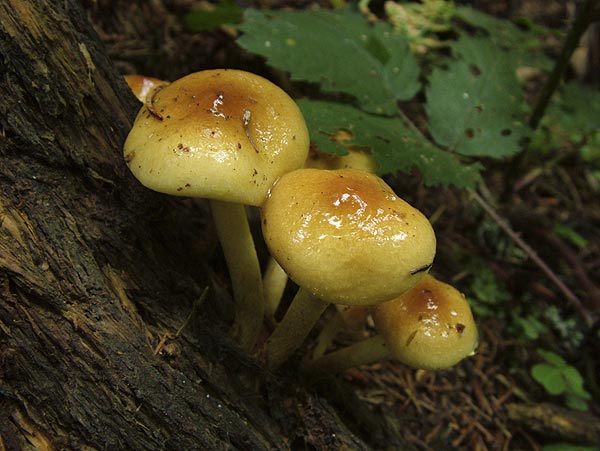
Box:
[262,255,290,324]
[123,69,310,351]
[261,168,436,369]
[306,274,478,372]
[263,144,378,321]
[124,75,169,103]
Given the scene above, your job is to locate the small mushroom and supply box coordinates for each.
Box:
[306,275,478,372]
[123,69,310,351]
[124,74,169,103]
[261,168,436,369]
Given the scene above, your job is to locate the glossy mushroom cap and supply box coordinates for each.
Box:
[261,168,436,305]
[372,274,478,370]
[123,69,310,206]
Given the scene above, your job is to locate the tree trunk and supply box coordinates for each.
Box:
[0,1,375,449]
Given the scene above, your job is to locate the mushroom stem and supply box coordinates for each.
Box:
[305,335,389,373]
[311,305,370,359]
[210,200,264,352]
[310,310,346,359]
[263,257,289,323]
[264,288,329,370]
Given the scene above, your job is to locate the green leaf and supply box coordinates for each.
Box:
[546,82,600,136]
[237,8,420,114]
[566,394,589,412]
[185,0,244,32]
[562,366,591,399]
[298,99,482,188]
[467,264,510,318]
[455,6,523,48]
[510,313,547,340]
[537,349,568,367]
[553,223,589,250]
[454,6,553,70]
[425,35,530,157]
[531,363,567,395]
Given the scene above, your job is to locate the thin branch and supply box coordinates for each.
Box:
[469,188,593,327]
[528,0,597,130]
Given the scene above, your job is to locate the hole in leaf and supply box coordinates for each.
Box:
[465,128,475,138]
[475,104,484,113]
[469,65,482,76]
[332,128,353,143]
[501,129,512,136]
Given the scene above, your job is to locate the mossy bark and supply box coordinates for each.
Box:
[0,2,374,450]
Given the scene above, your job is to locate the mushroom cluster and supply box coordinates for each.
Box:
[261,167,437,368]
[122,69,477,373]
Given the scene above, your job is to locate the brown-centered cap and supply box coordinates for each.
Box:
[123,69,310,206]
[372,274,478,370]
[261,168,436,305]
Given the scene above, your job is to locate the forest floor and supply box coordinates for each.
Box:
[87,1,600,449]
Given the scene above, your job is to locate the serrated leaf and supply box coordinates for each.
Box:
[455,6,553,70]
[237,8,420,114]
[426,35,530,157]
[298,99,482,188]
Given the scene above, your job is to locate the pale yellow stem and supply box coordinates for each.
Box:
[264,288,329,370]
[263,257,288,321]
[305,335,389,373]
[210,200,264,352]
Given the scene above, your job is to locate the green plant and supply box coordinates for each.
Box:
[553,223,589,251]
[544,306,585,351]
[183,1,600,376]
[465,262,510,318]
[531,348,591,411]
[233,4,567,188]
[233,1,599,191]
[236,6,488,188]
[185,0,243,32]
[510,311,548,341]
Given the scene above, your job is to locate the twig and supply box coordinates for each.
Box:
[153,287,210,355]
[528,0,597,130]
[469,188,593,327]
[539,230,600,310]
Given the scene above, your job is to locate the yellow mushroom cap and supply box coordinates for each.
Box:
[123,69,310,206]
[304,147,378,173]
[261,168,436,305]
[372,274,478,370]
[124,75,170,103]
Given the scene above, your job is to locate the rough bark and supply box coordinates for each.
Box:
[0,1,376,450]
